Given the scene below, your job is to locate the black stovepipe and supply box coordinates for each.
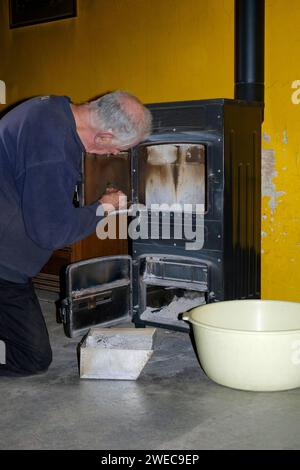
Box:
[235,0,265,104]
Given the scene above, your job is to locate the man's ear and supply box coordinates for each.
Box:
[94,130,114,145]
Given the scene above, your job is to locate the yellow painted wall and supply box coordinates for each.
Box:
[0,0,299,301]
[0,0,234,103]
[262,0,300,301]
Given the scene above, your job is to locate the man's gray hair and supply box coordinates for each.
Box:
[89,91,152,145]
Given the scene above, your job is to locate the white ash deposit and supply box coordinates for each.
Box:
[86,332,153,350]
[140,292,206,325]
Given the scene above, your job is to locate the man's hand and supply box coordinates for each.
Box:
[99,187,127,213]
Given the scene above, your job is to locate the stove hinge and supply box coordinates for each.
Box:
[60,298,70,324]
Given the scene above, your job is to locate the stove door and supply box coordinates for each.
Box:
[81,152,131,206]
[61,255,132,338]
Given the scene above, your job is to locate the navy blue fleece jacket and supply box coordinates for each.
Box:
[0,95,101,282]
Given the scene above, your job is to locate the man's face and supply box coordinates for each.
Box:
[85,132,135,155]
[88,133,141,156]
[93,141,131,156]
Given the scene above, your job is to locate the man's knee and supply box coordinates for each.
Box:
[12,343,52,376]
[27,344,53,374]
[0,344,52,377]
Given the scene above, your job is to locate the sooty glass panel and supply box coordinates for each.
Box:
[137,144,205,211]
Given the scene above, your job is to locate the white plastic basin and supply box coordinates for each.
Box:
[183,300,300,391]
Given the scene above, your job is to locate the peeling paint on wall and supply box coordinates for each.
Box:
[263,132,271,143]
[262,149,286,213]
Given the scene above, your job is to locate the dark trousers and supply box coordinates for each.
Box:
[0,278,52,376]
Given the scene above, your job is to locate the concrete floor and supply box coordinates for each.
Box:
[1,291,300,450]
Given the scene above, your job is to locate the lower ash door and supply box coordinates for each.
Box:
[60,256,132,338]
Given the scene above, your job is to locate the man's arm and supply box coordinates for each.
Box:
[21,161,101,250]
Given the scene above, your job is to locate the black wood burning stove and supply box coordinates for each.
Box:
[60,0,265,337]
[61,99,263,337]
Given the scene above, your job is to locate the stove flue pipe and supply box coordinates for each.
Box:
[235,0,265,103]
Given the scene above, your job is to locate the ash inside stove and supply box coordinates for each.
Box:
[140,287,206,328]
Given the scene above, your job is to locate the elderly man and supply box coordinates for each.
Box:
[0,91,152,376]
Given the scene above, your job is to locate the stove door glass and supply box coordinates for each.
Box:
[137,144,206,212]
